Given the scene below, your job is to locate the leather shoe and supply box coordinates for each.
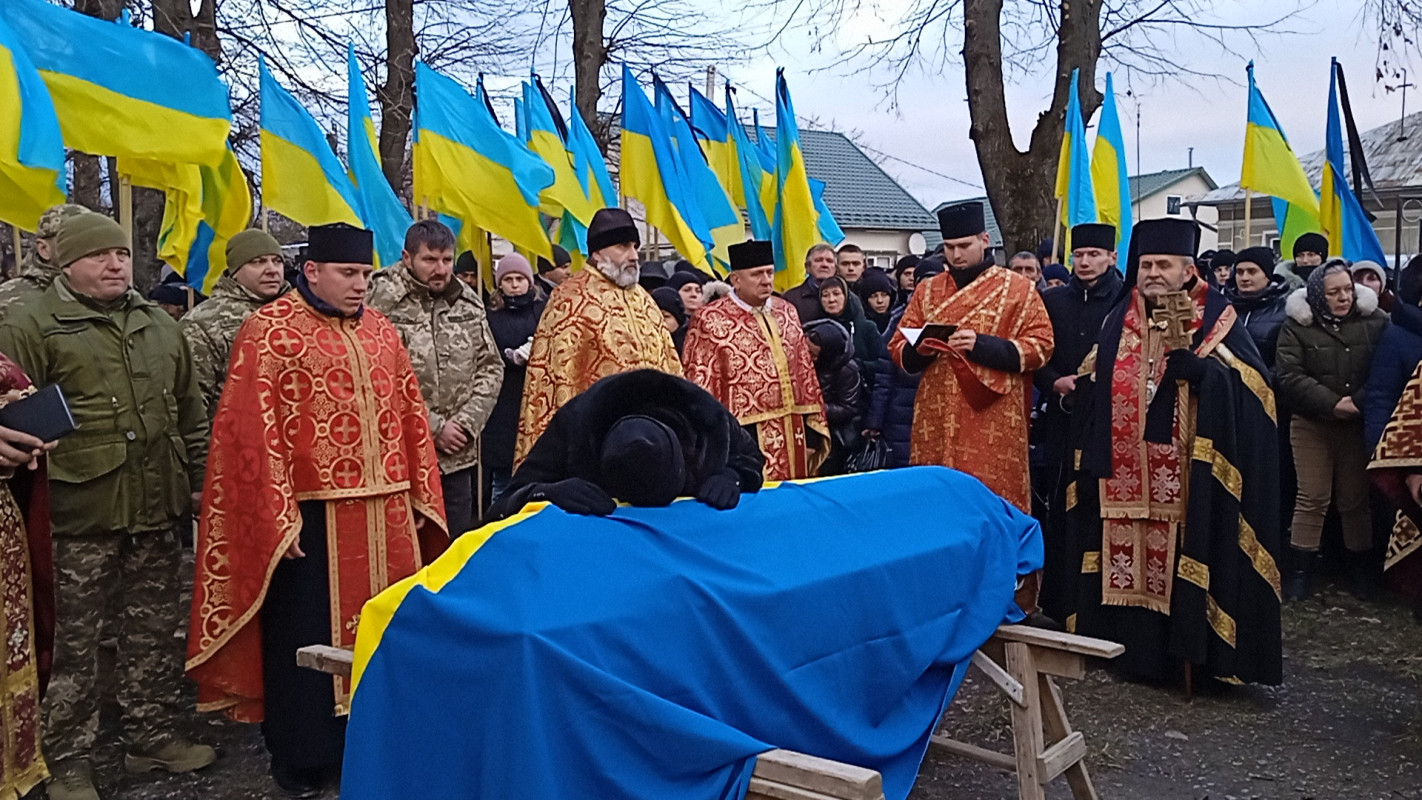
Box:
[271,763,322,799]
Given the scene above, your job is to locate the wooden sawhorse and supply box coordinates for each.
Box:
[928,625,1124,800]
[296,645,886,800]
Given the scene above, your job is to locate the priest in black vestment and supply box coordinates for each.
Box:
[1063,218,1283,686]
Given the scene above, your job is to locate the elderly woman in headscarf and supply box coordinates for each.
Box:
[1276,259,1390,601]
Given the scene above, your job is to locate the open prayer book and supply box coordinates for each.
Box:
[899,324,958,348]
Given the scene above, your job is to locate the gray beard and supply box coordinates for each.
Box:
[597,260,639,288]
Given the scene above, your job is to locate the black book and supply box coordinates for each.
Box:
[0,384,78,442]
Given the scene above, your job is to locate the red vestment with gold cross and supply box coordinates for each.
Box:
[888,266,1053,512]
[683,296,829,481]
[186,292,447,722]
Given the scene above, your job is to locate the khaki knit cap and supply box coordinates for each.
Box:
[35,204,90,240]
[55,213,131,268]
[225,229,283,274]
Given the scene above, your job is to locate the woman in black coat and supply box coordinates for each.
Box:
[803,319,865,476]
[481,258,548,507]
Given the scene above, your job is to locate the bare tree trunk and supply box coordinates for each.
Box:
[570,0,608,151]
[963,0,1102,255]
[379,0,416,190]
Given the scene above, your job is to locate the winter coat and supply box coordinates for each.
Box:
[823,304,886,396]
[482,291,548,472]
[1363,300,1422,450]
[0,277,209,536]
[865,306,919,468]
[1276,284,1389,423]
[780,277,865,325]
[1225,276,1292,369]
[1033,268,1124,396]
[804,319,865,475]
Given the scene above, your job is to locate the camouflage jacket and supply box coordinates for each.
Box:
[367,262,503,473]
[0,251,61,325]
[0,277,208,536]
[180,274,290,419]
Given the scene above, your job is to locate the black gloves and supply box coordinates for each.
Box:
[529,478,617,516]
[1163,348,1208,386]
[695,471,742,510]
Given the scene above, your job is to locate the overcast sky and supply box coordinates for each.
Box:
[689,0,1409,208]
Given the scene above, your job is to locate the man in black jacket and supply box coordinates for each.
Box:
[484,370,766,521]
[1032,223,1123,618]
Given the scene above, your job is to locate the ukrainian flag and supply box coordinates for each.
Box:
[726,87,772,240]
[0,0,230,166]
[752,108,780,222]
[524,76,597,228]
[1054,68,1096,256]
[1322,58,1386,264]
[413,62,554,260]
[1241,62,1320,242]
[0,11,65,232]
[619,65,711,266]
[1089,72,1132,257]
[259,57,363,229]
[772,69,819,293]
[688,85,740,205]
[810,178,845,247]
[566,85,616,210]
[347,45,412,268]
[654,76,741,271]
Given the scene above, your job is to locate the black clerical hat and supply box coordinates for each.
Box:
[728,240,774,271]
[1070,223,1116,252]
[937,201,986,240]
[307,223,373,265]
[586,208,640,253]
[1131,218,1198,259]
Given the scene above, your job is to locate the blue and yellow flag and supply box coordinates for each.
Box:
[1241,62,1320,240]
[752,107,780,222]
[772,69,819,293]
[566,86,616,210]
[1054,68,1096,254]
[1,0,230,166]
[810,178,845,247]
[524,76,597,229]
[0,11,65,232]
[259,57,363,229]
[654,76,740,271]
[347,45,411,267]
[413,62,554,260]
[688,85,741,206]
[619,65,711,266]
[726,87,772,240]
[1089,72,1132,257]
[1322,59,1386,264]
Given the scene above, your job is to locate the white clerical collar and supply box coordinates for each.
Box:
[729,290,765,312]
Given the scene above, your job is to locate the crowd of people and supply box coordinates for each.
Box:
[4,197,1422,800]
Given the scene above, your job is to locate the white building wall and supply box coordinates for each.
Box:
[1136,174,1220,251]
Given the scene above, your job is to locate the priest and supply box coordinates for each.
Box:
[1066,218,1282,686]
[186,224,449,797]
[514,208,682,466]
[887,201,1053,513]
[683,240,829,480]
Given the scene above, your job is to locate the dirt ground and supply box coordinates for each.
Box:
[60,574,1422,800]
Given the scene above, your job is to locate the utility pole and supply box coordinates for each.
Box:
[1188,147,1194,169]
[706,66,716,97]
[1399,68,1414,142]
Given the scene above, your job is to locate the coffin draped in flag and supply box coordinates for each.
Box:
[342,466,1043,800]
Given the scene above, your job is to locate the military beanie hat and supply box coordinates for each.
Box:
[225,229,283,274]
[55,212,131,267]
[36,204,91,240]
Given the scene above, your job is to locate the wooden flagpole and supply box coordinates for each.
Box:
[11,225,21,273]
[119,176,133,240]
[1242,189,1253,249]
[1052,196,1064,263]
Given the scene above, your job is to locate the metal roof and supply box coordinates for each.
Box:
[1194,110,1422,205]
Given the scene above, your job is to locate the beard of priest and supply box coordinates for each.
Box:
[683,240,830,481]
[1064,217,1283,687]
[887,201,1054,513]
[513,208,683,467]
[186,222,450,787]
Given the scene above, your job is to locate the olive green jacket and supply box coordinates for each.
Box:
[0,277,209,535]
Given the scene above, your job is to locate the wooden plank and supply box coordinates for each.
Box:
[750,750,883,800]
[1030,647,1086,680]
[993,625,1124,659]
[927,734,1017,773]
[1006,641,1047,800]
[747,778,885,800]
[1041,675,1099,800]
[972,649,1026,706]
[1036,732,1086,783]
[296,645,354,678]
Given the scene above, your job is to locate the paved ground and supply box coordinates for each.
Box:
[59,574,1422,799]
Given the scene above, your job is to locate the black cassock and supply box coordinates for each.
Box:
[1061,287,1283,685]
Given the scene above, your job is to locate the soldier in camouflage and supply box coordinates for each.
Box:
[367,220,503,537]
[180,229,290,418]
[0,203,89,323]
[0,212,215,800]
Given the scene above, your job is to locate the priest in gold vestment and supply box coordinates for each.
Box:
[683,240,828,481]
[888,201,1053,512]
[514,208,682,466]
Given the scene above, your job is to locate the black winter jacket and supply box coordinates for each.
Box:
[481,292,547,471]
[865,307,918,468]
[1363,300,1422,450]
[1225,276,1291,368]
[1033,268,1123,396]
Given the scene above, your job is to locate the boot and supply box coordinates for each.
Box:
[47,759,100,800]
[1347,550,1380,601]
[270,761,323,799]
[124,740,217,774]
[1282,547,1318,602]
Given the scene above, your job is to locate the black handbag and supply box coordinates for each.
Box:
[844,435,892,473]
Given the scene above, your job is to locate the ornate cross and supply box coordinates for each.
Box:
[1151,291,1195,352]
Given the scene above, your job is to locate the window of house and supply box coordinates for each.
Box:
[1166,195,1182,215]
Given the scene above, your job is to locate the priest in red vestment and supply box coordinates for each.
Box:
[683,240,828,481]
[186,224,448,797]
[888,202,1053,512]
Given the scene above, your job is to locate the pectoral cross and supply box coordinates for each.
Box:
[1146,291,1194,403]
